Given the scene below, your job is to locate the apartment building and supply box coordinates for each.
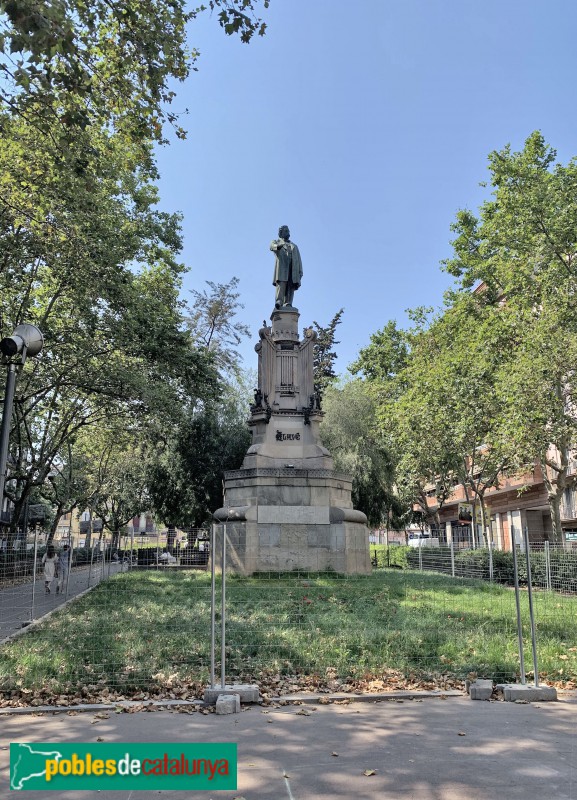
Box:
[424,457,577,549]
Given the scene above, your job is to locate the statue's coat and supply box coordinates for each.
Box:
[270,240,303,287]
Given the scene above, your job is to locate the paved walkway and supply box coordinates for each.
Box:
[1,693,576,799]
[0,562,123,642]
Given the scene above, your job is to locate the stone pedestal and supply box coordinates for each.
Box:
[213,307,371,575]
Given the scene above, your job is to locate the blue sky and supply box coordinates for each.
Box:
[155,0,577,373]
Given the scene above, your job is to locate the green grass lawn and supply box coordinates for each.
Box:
[1,568,576,702]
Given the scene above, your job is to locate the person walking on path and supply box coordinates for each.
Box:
[56,544,70,594]
[42,545,59,594]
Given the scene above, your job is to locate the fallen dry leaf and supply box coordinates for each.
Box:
[331,752,339,757]
[363,769,377,776]
[457,731,466,736]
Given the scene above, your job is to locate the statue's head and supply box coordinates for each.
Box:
[278,225,290,240]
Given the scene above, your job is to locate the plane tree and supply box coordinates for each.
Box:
[445,131,577,541]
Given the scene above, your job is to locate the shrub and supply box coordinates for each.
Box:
[370,544,410,569]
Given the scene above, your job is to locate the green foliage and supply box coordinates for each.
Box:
[147,382,252,528]
[311,308,344,397]
[443,132,577,539]
[0,0,271,144]
[0,107,219,531]
[350,320,409,385]
[370,544,409,569]
[403,546,577,593]
[320,380,405,528]
[186,277,251,377]
[356,133,577,541]
[0,0,270,539]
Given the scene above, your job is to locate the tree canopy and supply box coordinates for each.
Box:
[356,132,577,542]
[0,0,271,144]
[0,1,272,539]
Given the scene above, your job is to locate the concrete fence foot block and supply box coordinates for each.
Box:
[495,683,558,702]
[215,694,241,715]
[204,684,260,705]
[469,679,494,700]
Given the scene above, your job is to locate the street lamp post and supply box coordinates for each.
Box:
[0,324,44,517]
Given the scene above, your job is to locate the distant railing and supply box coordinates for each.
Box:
[380,537,577,594]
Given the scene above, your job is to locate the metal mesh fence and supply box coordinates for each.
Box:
[0,526,576,706]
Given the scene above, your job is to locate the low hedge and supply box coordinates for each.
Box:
[403,546,577,592]
[370,544,410,569]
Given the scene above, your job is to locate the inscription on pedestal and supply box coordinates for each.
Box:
[257,505,330,524]
[276,430,301,441]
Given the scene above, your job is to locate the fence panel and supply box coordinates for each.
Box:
[1,526,576,705]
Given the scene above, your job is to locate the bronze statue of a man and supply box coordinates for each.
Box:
[270,225,303,308]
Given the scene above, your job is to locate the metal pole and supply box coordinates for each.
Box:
[130,527,134,572]
[87,544,94,588]
[418,535,423,571]
[544,540,552,591]
[87,512,93,588]
[221,522,226,689]
[0,364,17,510]
[65,532,72,601]
[385,528,389,567]
[210,523,216,689]
[30,525,38,621]
[511,533,526,684]
[450,536,455,578]
[524,526,540,687]
[101,535,106,583]
[488,535,494,582]
[20,492,30,551]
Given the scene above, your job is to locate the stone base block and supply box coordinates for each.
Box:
[495,683,558,702]
[212,517,371,575]
[469,679,493,700]
[215,694,241,715]
[213,467,371,575]
[204,684,260,705]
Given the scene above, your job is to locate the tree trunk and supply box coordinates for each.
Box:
[84,510,93,549]
[548,492,564,544]
[167,524,177,554]
[541,453,566,545]
[47,517,59,546]
[479,496,489,546]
